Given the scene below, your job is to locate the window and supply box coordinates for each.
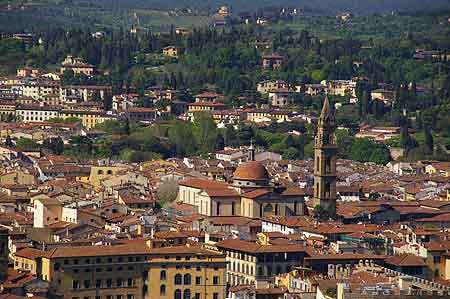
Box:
[84,280,90,288]
[174,274,182,285]
[96,268,103,273]
[127,295,134,299]
[195,294,200,299]
[183,274,191,285]
[116,295,123,299]
[160,285,166,296]
[117,278,123,287]
[434,256,441,264]
[213,276,219,285]
[195,277,201,285]
[174,289,182,299]
[73,280,79,289]
[96,258,101,263]
[107,279,112,288]
[160,270,167,280]
[128,278,133,287]
[213,293,219,299]
[96,279,102,288]
[54,262,61,271]
[183,289,191,299]
[196,267,201,271]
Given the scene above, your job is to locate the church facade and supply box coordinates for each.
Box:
[177,146,306,217]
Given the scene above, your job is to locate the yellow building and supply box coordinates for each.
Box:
[61,110,114,129]
[60,55,94,76]
[0,100,16,120]
[39,242,227,299]
[245,109,290,123]
[163,46,178,57]
[147,245,227,299]
[0,170,36,185]
[188,102,225,113]
[83,166,128,187]
[13,247,45,275]
[425,162,450,177]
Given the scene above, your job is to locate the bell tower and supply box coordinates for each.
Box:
[313,97,337,215]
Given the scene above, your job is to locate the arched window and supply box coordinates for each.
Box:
[183,289,191,299]
[98,170,104,175]
[160,270,167,280]
[183,274,191,285]
[174,289,182,299]
[160,285,166,296]
[174,274,182,285]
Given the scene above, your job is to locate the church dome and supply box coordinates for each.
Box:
[233,161,269,181]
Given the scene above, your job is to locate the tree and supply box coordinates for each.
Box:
[224,126,238,147]
[350,138,391,165]
[236,125,254,145]
[43,137,64,154]
[282,147,301,160]
[215,134,225,151]
[192,112,218,153]
[156,179,179,208]
[168,121,196,157]
[16,138,39,151]
[424,126,434,154]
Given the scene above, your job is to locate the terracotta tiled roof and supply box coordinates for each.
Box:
[233,161,269,181]
[179,178,229,190]
[385,254,426,267]
[216,239,310,254]
[14,247,46,259]
[242,188,271,199]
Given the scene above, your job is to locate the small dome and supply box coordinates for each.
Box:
[233,161,269,181]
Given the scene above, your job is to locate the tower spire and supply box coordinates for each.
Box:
[248,139,255,161]
[313,96,338,217]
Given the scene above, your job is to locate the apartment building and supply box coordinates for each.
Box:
[37,243,227,299]
[216,238,310,286]
[61,110,114,129]
[15,104,60,122]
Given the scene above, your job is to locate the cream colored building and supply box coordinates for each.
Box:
[15,105,60,122]
[177,151,305,218]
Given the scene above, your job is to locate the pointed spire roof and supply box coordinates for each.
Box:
[319,96,334,125]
